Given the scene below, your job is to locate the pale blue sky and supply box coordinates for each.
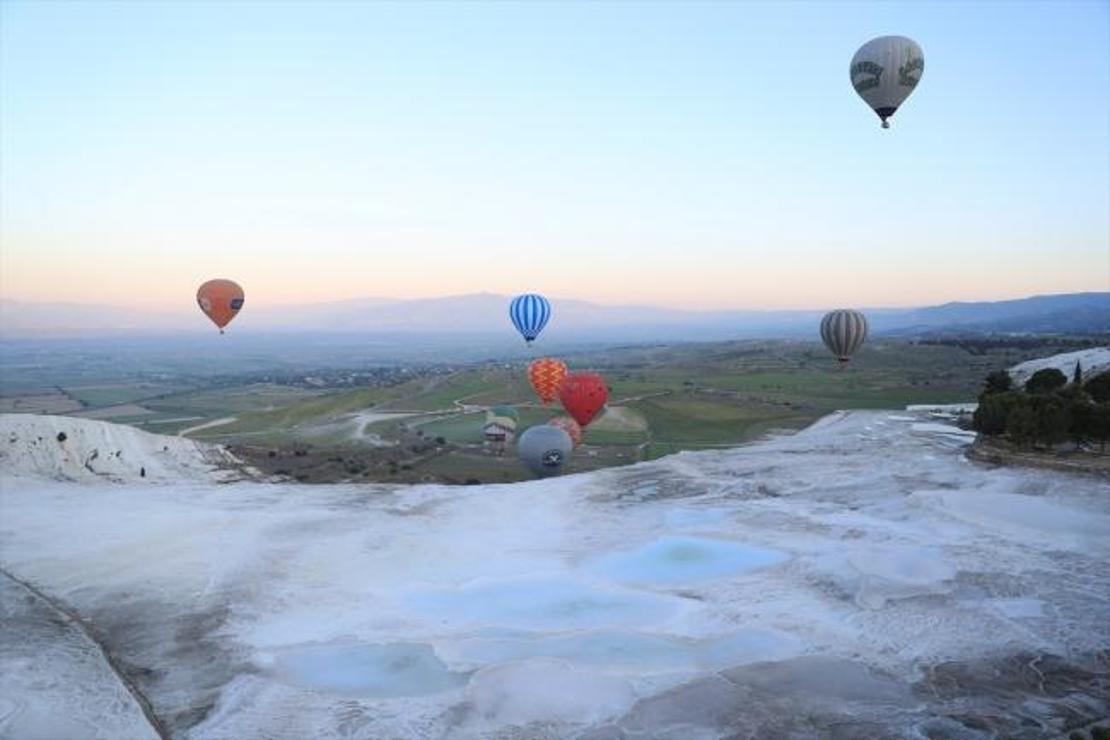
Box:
[2,0,1108,309]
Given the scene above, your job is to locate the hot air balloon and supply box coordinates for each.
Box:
[528,358,568,405]
[548,416,583,448]
[850,36,924,128]
[486,406,519,439]
[820,309,869,363]
[483,405,519,455]
[559,372,609,427]
[509,293,551,344]
[517,424,573,478]
[196,279,245,333]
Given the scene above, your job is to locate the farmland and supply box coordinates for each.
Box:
[185,338,1059,483]
[3,335,1099,484]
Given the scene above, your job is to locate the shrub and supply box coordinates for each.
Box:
[56,431,67,442]
[1070,400,1095,445]
[982,370,1013,395]
[1032,396,1071,447]
[1086,370,1110,403]
[1025,368,1067,394]
[1006,404,1038,447]
[1087,403,1110,452]
[973,391,1022,435]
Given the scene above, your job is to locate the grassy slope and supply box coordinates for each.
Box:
[121,338,1046,480]
[62,382,195,408]
[198,341,985,438]
[189,387,394,441]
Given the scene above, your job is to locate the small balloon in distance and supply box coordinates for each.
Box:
[820,309,868,363]
[196,279,245,333]
[547,416,582,448]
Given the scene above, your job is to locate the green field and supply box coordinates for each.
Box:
[187,387,394,441]
[375,370,536,412]
[19,336,1080,483]
[144,384,322,416]
[63,382,197,408]
[191,338,1013,480]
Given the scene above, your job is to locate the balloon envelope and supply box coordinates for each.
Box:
[196,279,244,331]
[528,358,568,405]
[850,35,924,128]
[517,425,573,478]
[559,372,609,427]
[509,294,551,343]
[548,416,583,448]
[820,309,869,362]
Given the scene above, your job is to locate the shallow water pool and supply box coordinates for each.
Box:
[269,642,468,697]
[590,536,787,585]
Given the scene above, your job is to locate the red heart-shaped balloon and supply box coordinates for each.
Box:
[559,372,609,427]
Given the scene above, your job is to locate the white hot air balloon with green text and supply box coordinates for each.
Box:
[850,36,924,128]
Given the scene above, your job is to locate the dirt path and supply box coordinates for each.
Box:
[348,411,418,440]
[177,416,237,437]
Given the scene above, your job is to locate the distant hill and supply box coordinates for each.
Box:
[1008,347,1110,385]
[2,292,1107,340]
[871,293,1110,336]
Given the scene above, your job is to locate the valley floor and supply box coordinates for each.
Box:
[1,409,1109,739]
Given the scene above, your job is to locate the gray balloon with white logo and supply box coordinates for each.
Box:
[517,425,573,478]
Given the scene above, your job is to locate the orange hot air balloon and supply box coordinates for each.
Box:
[528,358,568,405]
[559,372,609,427]
[548,416,582,448]
[196,279,244,333]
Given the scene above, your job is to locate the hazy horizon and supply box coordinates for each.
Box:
[2,286,1107,313]
[3,1,1108,313]
[2,289,1106,341]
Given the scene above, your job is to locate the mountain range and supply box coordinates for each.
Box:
[1,292,1107,341]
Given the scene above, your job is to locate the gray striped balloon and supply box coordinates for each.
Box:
[820,310,868,363]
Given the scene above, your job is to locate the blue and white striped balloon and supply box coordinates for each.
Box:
[509,293,551,344]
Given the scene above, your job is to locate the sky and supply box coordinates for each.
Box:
[1,0,1108,311]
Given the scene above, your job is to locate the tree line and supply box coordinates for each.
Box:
[972,363,1110,451]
